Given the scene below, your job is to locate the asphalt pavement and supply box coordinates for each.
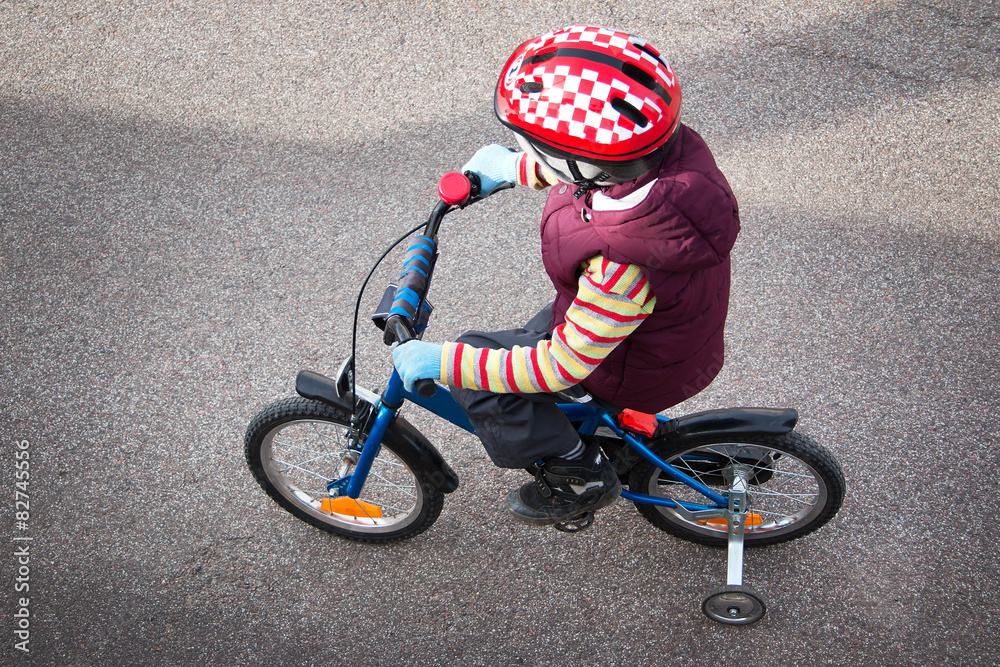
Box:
[2,1,999,665]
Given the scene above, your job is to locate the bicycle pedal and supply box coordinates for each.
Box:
[553,511,595,533]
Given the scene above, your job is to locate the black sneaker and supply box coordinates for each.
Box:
[507,446,622,526]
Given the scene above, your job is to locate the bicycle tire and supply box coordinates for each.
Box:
[245,396,444,542]
[629,431,845,547]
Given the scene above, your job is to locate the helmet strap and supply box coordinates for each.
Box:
[567,160,611,199]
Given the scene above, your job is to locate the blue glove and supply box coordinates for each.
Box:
[462,144,519,196]
[392,340,444,392]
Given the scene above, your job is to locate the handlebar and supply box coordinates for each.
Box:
[384,171,511,398]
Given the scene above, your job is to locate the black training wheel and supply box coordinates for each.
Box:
[701,585,767,625]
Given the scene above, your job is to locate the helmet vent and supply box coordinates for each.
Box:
[634,42,662,59]
[611,97,649,128]
[621,63,657,91]
[520,81,544,94]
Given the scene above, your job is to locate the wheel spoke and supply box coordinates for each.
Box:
[366,467,413,489]
[276,451,339,473]
[364,482,417,492]
[363,501,409,516]
[748,488,816,503]
[748,507,804,521]
[272,457,334,483]
[271,439,341,458]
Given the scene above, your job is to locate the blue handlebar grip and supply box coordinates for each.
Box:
[390,236,436,323]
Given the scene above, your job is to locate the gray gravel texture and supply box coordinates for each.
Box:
[2,0,999,665]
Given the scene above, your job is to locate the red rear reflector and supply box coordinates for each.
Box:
[618,409,659,437]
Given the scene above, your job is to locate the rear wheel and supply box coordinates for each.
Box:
[629,431,844,547]
[245,397,443,542]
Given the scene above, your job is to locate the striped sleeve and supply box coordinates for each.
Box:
[515,153,559,190]
[439,256,657,393]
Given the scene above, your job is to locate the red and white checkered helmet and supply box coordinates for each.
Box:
[495,25,682,184]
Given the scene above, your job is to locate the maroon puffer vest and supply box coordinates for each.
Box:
[540,125,740,412]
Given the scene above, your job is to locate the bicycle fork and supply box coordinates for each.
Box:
[337,369,410,499]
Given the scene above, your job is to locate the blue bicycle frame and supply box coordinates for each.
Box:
[339,367,728,512]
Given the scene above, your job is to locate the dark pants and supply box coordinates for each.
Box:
[450,306,609,469]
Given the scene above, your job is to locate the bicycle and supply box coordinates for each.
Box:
[244,172,846,625]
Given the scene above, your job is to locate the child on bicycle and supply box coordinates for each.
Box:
[394,25,740,526]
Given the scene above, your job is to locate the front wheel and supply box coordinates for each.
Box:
[244,397,444,542]
[629,431,845,547]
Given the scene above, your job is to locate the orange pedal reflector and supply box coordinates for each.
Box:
[702,513,763,528]
[320,497,383,518]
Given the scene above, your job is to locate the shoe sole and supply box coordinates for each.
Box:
[506,482,622,527]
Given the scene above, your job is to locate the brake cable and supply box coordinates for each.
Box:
[348,221,430,419]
